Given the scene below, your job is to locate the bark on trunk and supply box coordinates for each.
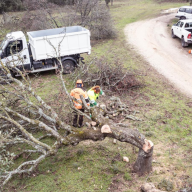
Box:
[133,140,153,175]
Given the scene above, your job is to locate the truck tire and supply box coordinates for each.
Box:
[181,37,188,47]
[171,30,176,38]
[180,16,186,20]
[62,60,75,74]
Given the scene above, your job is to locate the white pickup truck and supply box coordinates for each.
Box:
[0,26,91,76]
[171,19,192,47]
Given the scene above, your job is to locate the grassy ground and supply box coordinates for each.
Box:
[2,0,192,191]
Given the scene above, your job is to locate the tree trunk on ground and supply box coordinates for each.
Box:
[82,96,154,176]
[65,98,154,176]
[63,126,154,177]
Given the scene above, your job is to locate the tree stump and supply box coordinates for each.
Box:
[133,140,154,175]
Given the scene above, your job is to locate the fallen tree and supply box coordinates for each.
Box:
[0,57,153,189]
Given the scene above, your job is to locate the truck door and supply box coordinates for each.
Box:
[185,8,192,19]
[1,39,31,71]
[177,21,184,38]
[174,21,181,37]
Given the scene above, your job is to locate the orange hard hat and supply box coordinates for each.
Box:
[76,79,83,87]
[76,79,83,84]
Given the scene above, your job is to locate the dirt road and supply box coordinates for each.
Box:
[124,13,192,98]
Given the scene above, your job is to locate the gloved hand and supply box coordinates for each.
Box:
[102,92,105,96]
[96,103,99,107]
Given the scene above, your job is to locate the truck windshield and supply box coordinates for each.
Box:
[0,38,6,50]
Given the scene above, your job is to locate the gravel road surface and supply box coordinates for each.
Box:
[125,13,192,98]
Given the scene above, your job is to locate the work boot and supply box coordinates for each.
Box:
[78,124,84,128]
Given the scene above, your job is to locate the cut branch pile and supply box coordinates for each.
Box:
[99,96,141,123]
[82,58,144,94]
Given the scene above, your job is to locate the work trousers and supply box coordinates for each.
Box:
[73,109,84,127]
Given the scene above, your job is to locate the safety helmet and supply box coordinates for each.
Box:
[76,79,83,87]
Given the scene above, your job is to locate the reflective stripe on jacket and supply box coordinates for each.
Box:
[70,88,89,109]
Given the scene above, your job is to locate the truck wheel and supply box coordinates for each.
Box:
[172,30,176,38]
[62,60,75,74]
[180,16,186,20]
[181,37,188,47]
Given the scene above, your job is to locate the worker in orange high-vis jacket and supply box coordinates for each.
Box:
[70,80,90,127]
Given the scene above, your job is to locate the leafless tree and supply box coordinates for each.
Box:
[75,0,99,26]
[18,0,117,39]
[20,0,61,31]
[0,0,116,40]
[0,0,24,14]
[74,0,116,39]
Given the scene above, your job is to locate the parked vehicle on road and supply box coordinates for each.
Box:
[171,19,192,47]
[0,26,91,76]
[175,6,192,20]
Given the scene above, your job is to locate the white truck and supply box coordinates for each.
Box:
[171,19,192,47]
[175,6,192,20]
[0,26,91,76]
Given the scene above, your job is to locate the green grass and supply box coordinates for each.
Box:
[6,141,134,192]
[2,0,192,191]
[124,172,132,181]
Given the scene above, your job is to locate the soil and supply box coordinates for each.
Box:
[124,13,192,98]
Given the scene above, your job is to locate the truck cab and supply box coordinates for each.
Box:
[0,31,31,72]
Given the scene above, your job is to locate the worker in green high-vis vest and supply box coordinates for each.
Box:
[87,86,105,107]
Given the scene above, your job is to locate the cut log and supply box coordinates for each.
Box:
[123,156,129,162]
[101,125,112,133]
